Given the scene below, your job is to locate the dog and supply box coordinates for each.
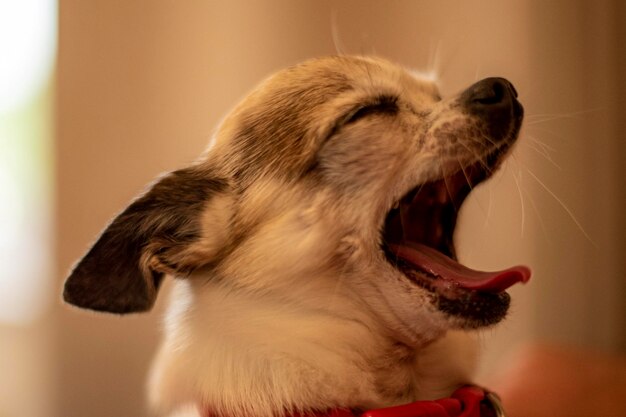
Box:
[63,55,530,417]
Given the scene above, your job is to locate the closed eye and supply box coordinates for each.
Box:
[343,95,399,125]
[320,95,400,145]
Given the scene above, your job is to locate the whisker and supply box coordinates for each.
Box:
[330,10,346,56]
[526,134,557,153]
[427,39,443,78]
[522,140,551,159]
[481,134,500,149]
[526,168,597,247]
[438,161,458,213]
[508,159,526,237]
[457,141,492,173]
[457,158,473,190]
[521,139,562,170]
[525,108,602,125]
[525,108,601,119]
[434,42,459,80]
[524,125,566,143]
[521,184,551,245]
[456,157,490,221]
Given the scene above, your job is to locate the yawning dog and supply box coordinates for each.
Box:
[64,56,530,417]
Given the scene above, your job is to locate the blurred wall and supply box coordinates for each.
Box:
[55,1,625,416]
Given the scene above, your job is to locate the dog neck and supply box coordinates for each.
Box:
[149,280,477,417]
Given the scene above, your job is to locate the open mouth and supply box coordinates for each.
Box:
[382,150,531,327]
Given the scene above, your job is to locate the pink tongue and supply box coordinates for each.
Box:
[390,243,531,293]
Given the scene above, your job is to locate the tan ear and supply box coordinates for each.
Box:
[63,166,228,314]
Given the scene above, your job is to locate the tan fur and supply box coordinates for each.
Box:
[64,56,523,417]
[148,57,507,416]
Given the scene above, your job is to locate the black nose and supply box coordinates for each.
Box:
[461,77,523,141]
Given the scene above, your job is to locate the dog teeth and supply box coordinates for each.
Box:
[392,201,400,210]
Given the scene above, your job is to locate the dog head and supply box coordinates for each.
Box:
[64,56,528,347]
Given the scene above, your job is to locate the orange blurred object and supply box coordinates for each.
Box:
[487,345,626,417]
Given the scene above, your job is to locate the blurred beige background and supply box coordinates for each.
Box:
[1,1,624,416]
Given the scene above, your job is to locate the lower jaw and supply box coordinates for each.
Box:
[436,291,510,329]
[394,261,511,329]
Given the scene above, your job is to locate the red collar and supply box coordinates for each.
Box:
[313,386,504,417]
[203,386,505,417]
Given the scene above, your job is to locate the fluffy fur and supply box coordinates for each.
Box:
[64,56,524,417]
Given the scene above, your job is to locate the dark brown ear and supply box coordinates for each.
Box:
[63,166,227,314]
